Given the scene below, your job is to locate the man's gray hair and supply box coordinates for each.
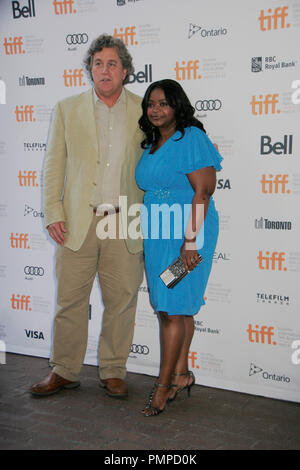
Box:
[83,34,134,84]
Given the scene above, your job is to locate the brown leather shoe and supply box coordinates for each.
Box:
[30,371,80,397]
[100,378,128,398]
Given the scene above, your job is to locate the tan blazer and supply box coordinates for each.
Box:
[43,87,144,253]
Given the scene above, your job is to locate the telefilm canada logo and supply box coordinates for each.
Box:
[256,292,290,305]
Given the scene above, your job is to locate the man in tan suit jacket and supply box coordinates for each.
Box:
[30,35,144,398]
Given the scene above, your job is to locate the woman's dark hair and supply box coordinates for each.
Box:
[138,79,206,148]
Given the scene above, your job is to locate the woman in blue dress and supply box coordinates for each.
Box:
[135,80,222,416]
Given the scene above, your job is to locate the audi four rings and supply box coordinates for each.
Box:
[24,266,44,276]
[130,344,149,355]
[66,33,88,45]
[195,99,222,111]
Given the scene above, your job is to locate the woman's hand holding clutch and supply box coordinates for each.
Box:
[180,239,202,272]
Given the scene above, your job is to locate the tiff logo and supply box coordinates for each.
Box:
[10,294,31,311]
[18,170,38,187]
[247,324,277,345]
[259,6,290,31]
[257,251,286,271]
[113,26,138,46]
[174,60,201,81]
[63,69,85,87]
[15,105,35,122]
[53,0,76,14]
[188,351,199,370]
[250,94,280,115]
[4,36,25,55]
[10,233,30,248]
[260,174,290,194]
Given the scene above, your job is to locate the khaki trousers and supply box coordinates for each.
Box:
[49,213,144,382]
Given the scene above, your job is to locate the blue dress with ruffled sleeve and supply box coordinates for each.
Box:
[135,126,223,315]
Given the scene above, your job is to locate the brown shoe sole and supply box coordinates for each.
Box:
[30,381,80,397]
[99,383,128,398]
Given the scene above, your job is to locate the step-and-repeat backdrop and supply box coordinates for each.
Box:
[1,0,300,402]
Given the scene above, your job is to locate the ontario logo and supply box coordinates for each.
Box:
[188,23,227,39]
[249,363,291,383]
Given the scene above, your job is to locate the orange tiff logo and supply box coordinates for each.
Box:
[113,26,138,46]
[10,233,30,249]
[259,6,290,31]
[250,94,280,115]
[15,105,35,122]
[260,174,290,194]
[188,351,200,370]
[4,37,25,55]
[63,69,85,87]
[247,324,277,345]
[10,294,31,311]
[257,250,286,271]
[53,0,76,14]
[18,170,38,187]
[174,60,201,81]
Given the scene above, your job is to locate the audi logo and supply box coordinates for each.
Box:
[24,266,44,276]
[66,33,88,45]
[195,99,222,111]
[130,344,149,355]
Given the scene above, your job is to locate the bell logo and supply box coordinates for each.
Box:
[12,0,36,19]
[260,174,290,194]
[15,105,35,122]
[10,233,30,249]
[10,294,31,311]
[4,36,25,55]
[250,94,280,115]
[247,324,277,345]
[174,60,201,81]
[53,0,76,14]
[260,135,293,155]
[63,69,85,87]
[113,26,138,46]
[18,170,38,187]
[259,6,290,31]
[257,251,286,271]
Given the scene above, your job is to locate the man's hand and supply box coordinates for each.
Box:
[47,221,67,245]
